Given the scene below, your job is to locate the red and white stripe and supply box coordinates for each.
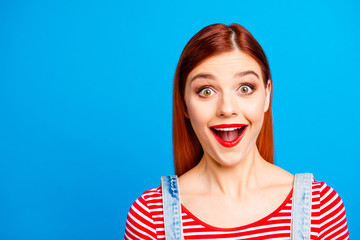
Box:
[124,180,349,239]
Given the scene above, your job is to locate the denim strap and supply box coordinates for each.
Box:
[290,173,313,240]
[161,175,184,240]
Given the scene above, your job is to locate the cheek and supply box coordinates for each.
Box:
[243,98,266,124]
[187,99,213,126]
[186,99,215,143]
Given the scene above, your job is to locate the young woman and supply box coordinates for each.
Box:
[124,23,349,239]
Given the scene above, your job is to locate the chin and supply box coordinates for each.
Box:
[208,151,248,168]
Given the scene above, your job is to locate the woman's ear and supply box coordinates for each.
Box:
[184,109,189,118]
[182,101,190,118]
[264,80,272,112]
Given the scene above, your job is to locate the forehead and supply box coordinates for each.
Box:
[187,50,262,80]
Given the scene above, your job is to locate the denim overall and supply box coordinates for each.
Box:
[161,173,313,240]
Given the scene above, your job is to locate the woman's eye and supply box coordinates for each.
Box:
[239,85,253,95]
[199,88,215,97]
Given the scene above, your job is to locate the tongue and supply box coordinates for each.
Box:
[217,130,239,141]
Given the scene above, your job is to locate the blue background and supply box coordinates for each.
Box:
[1,0,359,239]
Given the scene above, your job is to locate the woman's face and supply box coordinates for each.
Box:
[184,50,271,166]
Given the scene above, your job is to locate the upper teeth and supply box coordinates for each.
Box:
[214,127,241,131]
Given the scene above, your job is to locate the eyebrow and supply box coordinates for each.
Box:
[190,70,260,83]
[235,70,259,79]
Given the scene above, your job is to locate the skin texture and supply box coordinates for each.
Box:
[179,50,294,228]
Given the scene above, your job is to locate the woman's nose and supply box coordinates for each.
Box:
[216,92,238,118]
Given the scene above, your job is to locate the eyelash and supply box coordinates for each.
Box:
[238,83,256,95]
[196,83,256,97]
[196,86,216,97]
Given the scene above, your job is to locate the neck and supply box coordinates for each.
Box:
[194,147,268,198]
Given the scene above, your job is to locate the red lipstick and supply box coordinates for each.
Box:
[209,124,247,148]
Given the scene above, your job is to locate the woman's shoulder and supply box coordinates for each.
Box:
[131,186,163,208]
[125,187,163,239]
[311,177,346,205]
[310,177,349,238]
[141,186,162,199]
[311,177,340,195]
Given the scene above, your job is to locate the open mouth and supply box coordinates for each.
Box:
[210,124,248,148]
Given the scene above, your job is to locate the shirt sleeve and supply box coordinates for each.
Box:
[124,195,158,240]
[318,183,349,239]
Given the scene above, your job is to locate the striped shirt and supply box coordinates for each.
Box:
[124,180,349,239]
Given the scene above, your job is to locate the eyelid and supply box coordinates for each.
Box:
[196,86,216,97]
[238,83,256,95]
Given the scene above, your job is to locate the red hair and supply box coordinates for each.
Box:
[173,23,274,176]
